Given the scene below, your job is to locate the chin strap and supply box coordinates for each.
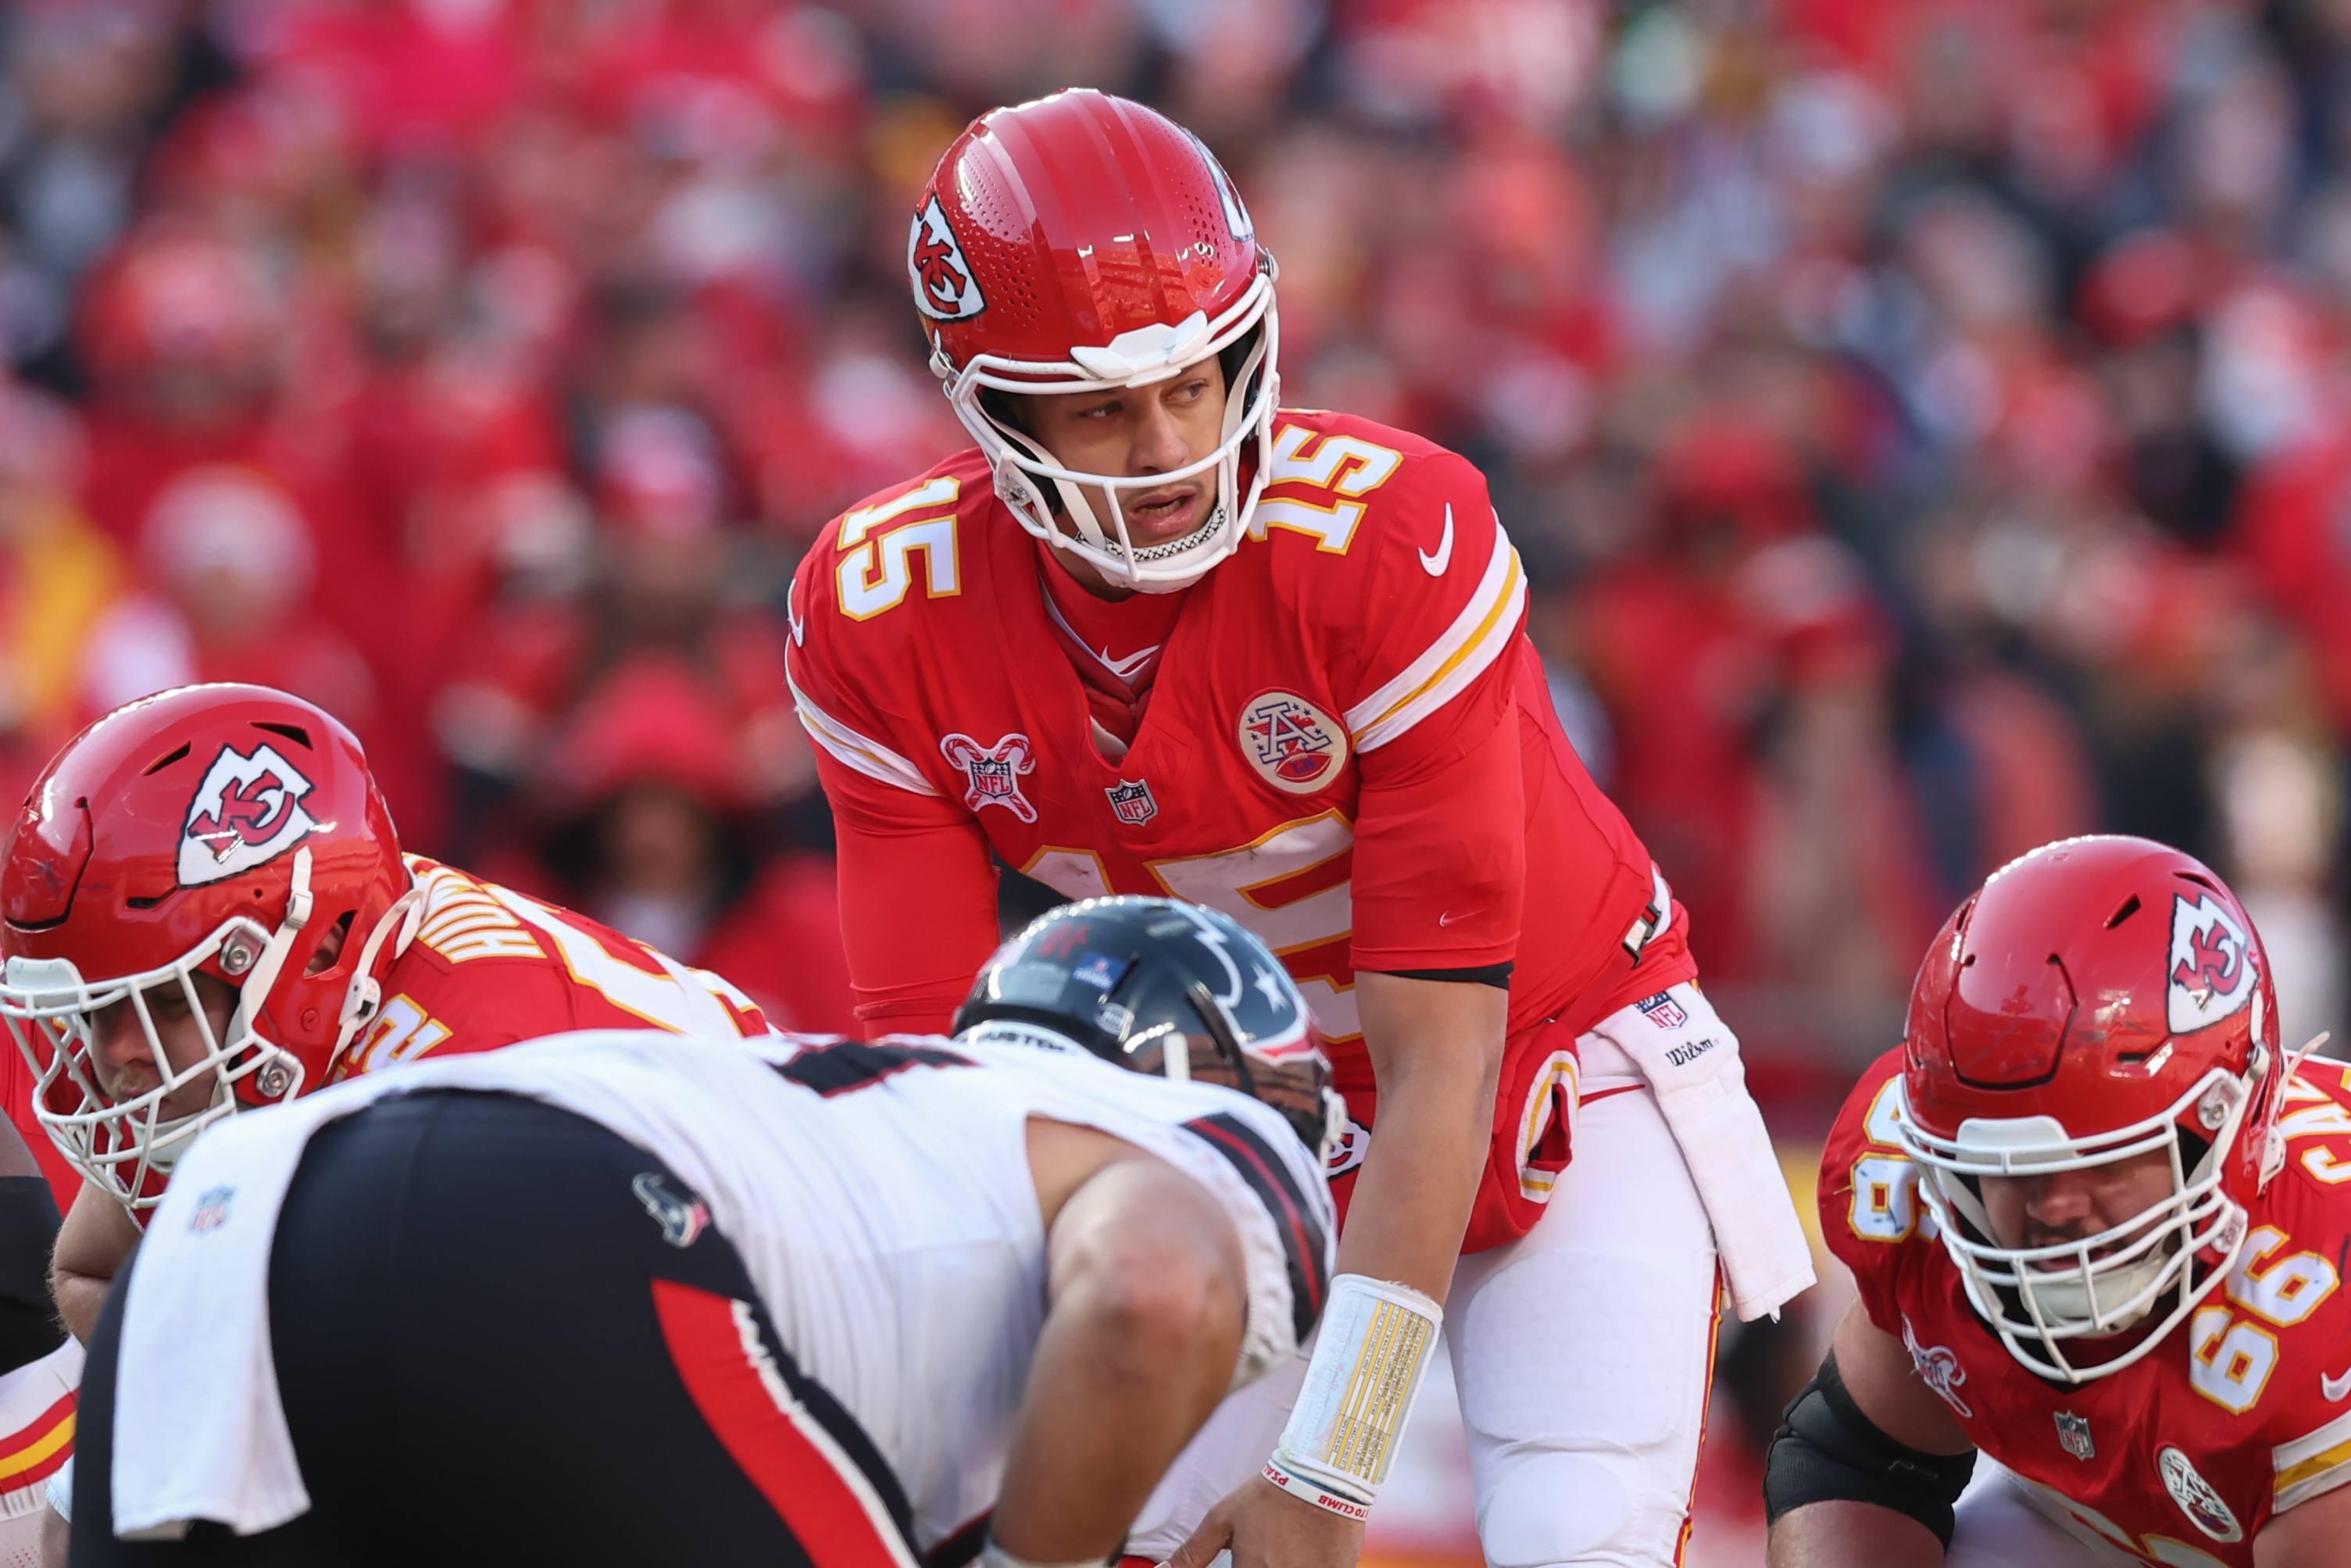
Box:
[327,885,427,1077]
[2260,1030,2333,1189]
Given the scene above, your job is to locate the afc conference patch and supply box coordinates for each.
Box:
[1238,691,1348,795]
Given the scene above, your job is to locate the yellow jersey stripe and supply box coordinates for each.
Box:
[0,1411,71,1482]
[1355,550,1523,739]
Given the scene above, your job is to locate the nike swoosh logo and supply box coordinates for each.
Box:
[1095,643,1160,680]
[1419,504,1454,577]
[1438,909,1477,927]
[2326,1367,2351,1402]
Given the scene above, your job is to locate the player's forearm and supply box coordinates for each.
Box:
[51,1183,135,1345]
[994,1159,1247,1562]
[1339,973,1508,1302]
[50,1267,105,1346]
[1767,1502,1944,1568]
[2253,1475,2351,1568]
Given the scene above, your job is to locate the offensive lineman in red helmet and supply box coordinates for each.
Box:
[788,88,1814,1568]
[1770,836,2351,1566]
[0,684,783,1345]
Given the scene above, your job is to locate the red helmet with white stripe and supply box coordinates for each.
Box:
[909,88,1279,592]
[1896,835,2285,1382]
[0,685,415,1209]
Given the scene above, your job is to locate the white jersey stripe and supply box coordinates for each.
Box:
[1345,528,1526,752]
[2275,1406,2351,1511]
[788,668,942,797]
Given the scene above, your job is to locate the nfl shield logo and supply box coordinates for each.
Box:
[1105,778,1158,826]
[1635,992,1689,1030]
[939,733,1039,823]
[2055,1411,2094,1462]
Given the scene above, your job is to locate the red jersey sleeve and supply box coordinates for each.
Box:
[785,470,1006,1033]
[1296,434,1529,970]
[2244,1058,2351,1518]
[1349,698,1524,972]
[0,1045,78,1209]
[1326,447,1527,773]
[823,748,1002,1034]
[1818,1047,1929,1338]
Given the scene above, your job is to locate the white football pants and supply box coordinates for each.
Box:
[1945,1459,2150,1568]
[1124,1029,1722,1568]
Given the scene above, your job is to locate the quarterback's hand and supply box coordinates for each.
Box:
[1162,1476,1363,1568]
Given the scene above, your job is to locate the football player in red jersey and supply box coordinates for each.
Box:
[0,683,782,1348]
[1770,836,2351,1568]
[788,89,1814,1568]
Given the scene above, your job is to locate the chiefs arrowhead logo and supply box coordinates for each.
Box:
[908,195,986,323]
[2167,892,2258,1036]
[177,743,320,887]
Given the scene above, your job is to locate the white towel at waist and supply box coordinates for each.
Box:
[112,1087,357,1541]
[1580,982,1816,1321]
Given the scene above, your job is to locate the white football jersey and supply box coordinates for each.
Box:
[110,1028,1335,1552]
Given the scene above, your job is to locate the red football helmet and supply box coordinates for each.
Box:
[911,88,1279,592]
[0,685,416,1209]
[1896,835,2288,1382]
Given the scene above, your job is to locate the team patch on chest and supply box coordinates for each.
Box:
[1238,691,1348,794]
[2158,1445,2242,1543]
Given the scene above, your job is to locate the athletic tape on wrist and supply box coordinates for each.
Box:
[1267,1273,1442,1513]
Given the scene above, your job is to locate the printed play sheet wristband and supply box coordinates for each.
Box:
[1263,1274,1442,1520]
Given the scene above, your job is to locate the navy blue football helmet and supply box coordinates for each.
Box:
[953,896,1341,1156]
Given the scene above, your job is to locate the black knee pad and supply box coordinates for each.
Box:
[1762,1352,1976,1548]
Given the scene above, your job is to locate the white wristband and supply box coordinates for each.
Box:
[1263,1457,1370,1520]
[1267,1273,1442,1516]
[977,1542,1109,1568]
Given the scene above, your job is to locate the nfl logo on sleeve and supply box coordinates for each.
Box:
[1105,778,1158,827]
[2054,1411,2094,1461]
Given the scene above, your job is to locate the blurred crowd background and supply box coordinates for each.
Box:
[1,0,2348,1552]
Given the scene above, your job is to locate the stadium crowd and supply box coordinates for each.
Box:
[0,0,2343,1098]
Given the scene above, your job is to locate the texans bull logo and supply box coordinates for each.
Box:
[908,195,986,323]
[2167,892,2258,1037]
[177,743,321,888]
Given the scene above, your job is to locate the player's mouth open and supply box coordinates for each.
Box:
[1124,485,1199,540]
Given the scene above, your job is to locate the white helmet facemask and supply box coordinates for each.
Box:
[1898,1058,2262,1384]
[932,265,1281,594]
[0,847,417,1212]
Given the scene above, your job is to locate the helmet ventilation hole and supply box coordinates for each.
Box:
[2106,895,2142,928]
[141,744,191,775]
[252,722,312,748]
